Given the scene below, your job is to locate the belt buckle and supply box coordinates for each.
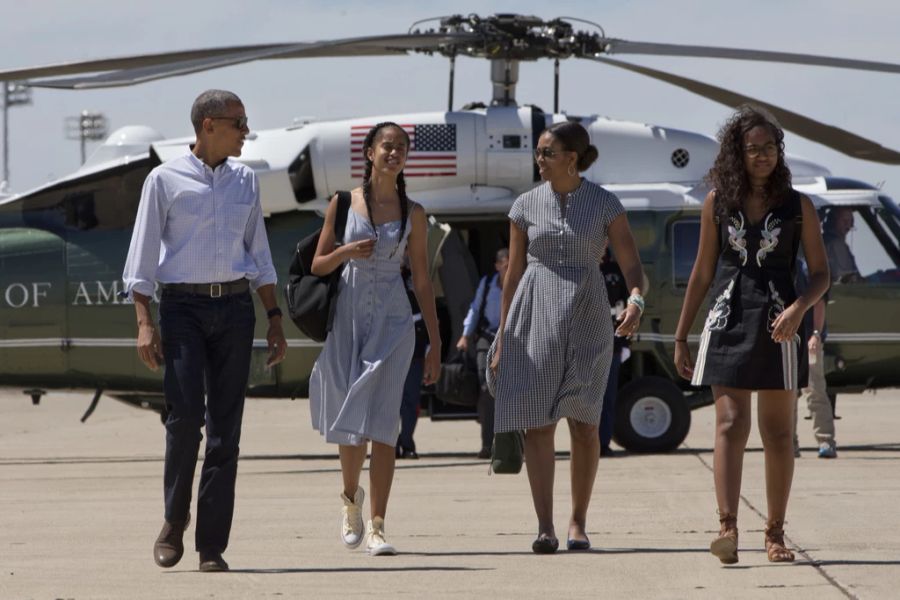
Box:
[210,283,222,298]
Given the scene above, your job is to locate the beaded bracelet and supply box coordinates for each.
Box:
[627,293,645,314]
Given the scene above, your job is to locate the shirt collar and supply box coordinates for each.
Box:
[548,177,585,200]
[186,150,232,175]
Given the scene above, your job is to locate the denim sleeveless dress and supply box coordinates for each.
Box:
[309,209,415,445]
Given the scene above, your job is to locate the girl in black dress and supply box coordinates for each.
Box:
[674,106,829,564]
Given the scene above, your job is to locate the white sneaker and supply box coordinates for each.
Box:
[365,517,397,556]
[340,487,365,548]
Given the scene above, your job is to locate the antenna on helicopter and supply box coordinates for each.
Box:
[447,52,455,112]
[553,58,559,113]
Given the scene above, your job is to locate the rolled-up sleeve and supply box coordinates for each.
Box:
[244,173,277,290]
[122,173,166,298]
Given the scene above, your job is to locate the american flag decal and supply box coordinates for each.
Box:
[351,123,457,178]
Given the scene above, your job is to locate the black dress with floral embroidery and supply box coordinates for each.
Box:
[692,191,808,390]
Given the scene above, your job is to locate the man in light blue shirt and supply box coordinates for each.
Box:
[456,248,508,457]
[123,89,286,573]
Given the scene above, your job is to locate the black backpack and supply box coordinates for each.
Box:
[283,191,351,341]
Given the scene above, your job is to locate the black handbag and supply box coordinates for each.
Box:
[283,192,351,341]
[491,430,525,474]
[434,350,479,407]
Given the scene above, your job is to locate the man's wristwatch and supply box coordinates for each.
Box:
[267,307,283,320]
[811,329,821,339]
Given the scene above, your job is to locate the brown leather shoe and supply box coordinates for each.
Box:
[199,551,229,572]
[153,514,190,568]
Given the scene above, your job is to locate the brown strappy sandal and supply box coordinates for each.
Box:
[764,520,795,563]
[709,510,739,564]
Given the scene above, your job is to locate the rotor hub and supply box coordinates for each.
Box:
[411,13,609,61]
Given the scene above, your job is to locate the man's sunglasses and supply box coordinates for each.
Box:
[209,115,248,129]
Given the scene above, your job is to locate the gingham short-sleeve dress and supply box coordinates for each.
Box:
[490,180,625,432]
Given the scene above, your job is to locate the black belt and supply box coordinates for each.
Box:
[162,279,249,298]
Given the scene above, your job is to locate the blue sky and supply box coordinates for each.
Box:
[3,0,899,201]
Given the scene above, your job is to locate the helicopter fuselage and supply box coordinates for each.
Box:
[2,105,898,452]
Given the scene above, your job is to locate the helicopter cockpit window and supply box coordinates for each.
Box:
[821,206,900,283]
[672,219,701,288]
[288,146,316,203]
[875,203,899,249]
[18,160,151,234]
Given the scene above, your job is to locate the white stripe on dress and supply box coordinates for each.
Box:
[780,336,800,390]
[692,328,712,387]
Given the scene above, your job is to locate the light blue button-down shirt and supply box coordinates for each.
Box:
[462,273,502,337]
[122,152,277,298]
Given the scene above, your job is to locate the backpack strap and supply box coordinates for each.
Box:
[334,191,351,244]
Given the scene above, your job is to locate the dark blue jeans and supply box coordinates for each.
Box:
[158,289,255,554]
[599,350,622,448]
[398,356,423,452]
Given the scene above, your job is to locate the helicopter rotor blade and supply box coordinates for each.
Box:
[602,40,900,74]
[586,56,900,165]
[2,32,481,90]
[0,45,284,82]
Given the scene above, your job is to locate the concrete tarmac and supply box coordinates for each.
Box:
[1,388,898,599]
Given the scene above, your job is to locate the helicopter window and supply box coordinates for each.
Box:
[18,160,151,234]
[502,135,522,149]
[822,206,899,281]
[672,219,701,288]
[288,146,316,203]
[875,207,899,249]
[12,193,66,232]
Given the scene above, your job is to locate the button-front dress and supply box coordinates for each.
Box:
[309,209,415,446]
[692,191,808,390]
[491,180,625,432]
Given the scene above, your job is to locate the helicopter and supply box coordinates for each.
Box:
[1,14,899,451]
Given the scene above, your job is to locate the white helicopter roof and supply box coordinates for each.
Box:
[0,126,165,206]
[80,125,165,171]
[0,116,885,215]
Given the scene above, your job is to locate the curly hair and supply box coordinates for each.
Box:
[360,122,411,257]
[706,105,793,217]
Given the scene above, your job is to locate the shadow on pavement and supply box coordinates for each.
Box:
[169,566,492,574]
[407,547,711,557]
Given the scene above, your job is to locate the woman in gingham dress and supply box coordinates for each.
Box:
[489,122,646,554]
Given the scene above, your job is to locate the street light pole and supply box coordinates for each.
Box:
[65,111,108,165]
[2,82,33,187]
